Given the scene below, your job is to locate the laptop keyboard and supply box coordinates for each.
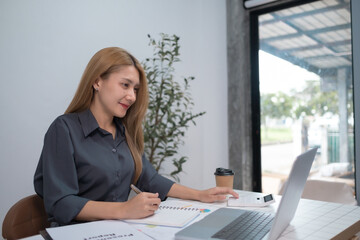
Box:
[211,210,274,240]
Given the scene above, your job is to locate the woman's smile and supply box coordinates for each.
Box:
[119,102,130,109]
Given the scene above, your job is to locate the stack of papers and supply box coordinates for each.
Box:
[43,220,153,240]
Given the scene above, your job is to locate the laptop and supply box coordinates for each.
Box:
[175,148,318,240]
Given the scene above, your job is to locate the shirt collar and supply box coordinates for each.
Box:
[78,109,99,137]
[78,109,125,137]
[114,117,125,137]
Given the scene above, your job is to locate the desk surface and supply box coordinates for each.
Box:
[127,190,360,240]
[22,190,360,240]
[281,197,360,240]
[134,190,360,240]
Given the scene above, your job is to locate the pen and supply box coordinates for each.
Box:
[131,184,159,206]
[130,184,142,194]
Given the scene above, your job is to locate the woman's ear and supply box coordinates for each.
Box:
[93,78,101,91]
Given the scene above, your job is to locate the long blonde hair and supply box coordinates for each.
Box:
[65,47,148,183]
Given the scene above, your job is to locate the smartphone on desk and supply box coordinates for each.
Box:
[227,194,275,207]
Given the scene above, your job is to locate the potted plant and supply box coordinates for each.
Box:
[143,33,206,182]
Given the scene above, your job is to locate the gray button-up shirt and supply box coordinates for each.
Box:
[34,109,174,225]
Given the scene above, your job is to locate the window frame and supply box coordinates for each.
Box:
[351,0,360,205]
[249,0,359,203]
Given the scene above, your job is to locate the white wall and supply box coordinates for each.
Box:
[0,0,228,231]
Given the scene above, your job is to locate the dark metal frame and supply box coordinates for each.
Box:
[249,0,358,196]
[351,0,360,205]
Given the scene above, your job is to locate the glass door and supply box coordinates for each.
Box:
[257,0,355,197]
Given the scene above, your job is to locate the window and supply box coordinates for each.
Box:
[251,0,355,198]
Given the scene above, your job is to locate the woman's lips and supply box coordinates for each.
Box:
[119,103,129,109]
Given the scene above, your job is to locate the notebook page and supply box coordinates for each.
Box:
[129,202,220,240]
[125,200,200,227]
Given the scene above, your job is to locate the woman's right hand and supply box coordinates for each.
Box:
[121,192,161,219]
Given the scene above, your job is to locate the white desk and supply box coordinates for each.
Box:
[128,190,360,240]
[21,190,360,240]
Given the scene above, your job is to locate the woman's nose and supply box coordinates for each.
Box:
[126,89,136,102]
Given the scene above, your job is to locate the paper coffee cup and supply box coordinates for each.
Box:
[214,168,234,188]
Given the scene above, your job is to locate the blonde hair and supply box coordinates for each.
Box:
[65,47,148,183]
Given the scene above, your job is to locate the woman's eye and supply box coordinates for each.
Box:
[121,83,129,88]
[134,88,139,93]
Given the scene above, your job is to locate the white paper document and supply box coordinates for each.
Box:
[45,220,153,240]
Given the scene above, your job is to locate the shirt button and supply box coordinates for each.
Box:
[112,148,117,153]
[113,194,119,201]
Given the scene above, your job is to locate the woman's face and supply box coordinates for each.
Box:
[95,65,140,118]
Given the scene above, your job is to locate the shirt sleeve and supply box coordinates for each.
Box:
[34,117,89,225]
[136,155,175,200]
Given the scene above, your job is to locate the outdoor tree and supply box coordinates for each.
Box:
[261,91,293,138]
[292,80,338,118]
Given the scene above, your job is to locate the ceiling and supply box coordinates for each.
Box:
[259,0,352,78]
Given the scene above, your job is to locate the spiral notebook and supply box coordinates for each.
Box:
[125,200,200,227]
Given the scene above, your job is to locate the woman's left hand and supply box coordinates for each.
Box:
[198,187,239,203]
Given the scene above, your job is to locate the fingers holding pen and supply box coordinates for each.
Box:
[142,192,161,209]
[130,184,161,208]
[123,192,161,219]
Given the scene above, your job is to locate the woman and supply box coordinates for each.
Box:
[34,47,238,226]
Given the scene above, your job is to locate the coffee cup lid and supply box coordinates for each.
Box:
[214,168,234,176]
